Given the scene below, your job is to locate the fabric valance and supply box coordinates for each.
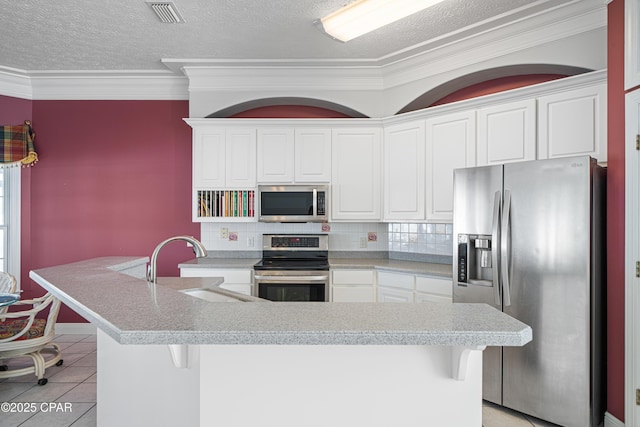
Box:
[0,120,37,167]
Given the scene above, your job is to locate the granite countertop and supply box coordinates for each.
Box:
[180,256,452,278]
[328,258,452,277]
[30,257,530,347]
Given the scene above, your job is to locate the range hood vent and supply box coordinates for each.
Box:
[147,2,184,23]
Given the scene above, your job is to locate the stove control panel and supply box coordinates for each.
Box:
[263,234,329,251]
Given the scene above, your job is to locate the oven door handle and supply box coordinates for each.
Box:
[254,275,328,282]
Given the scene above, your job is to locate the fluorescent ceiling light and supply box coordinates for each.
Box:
[319,0,445,42]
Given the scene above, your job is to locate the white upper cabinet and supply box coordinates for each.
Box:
[256,127,331,183]
[477,99,536,166]
[383,121,426,221]
[331,127,382,221]
[193,127,227,188]
[537,84,607,162]
[425,110,476,222]
[257,128,295,183]
[193,126,256,189]
[224,128,257,188]
[294,128,332,182]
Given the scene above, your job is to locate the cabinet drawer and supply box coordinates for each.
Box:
[415,276,452,296]
[181,268,253,284]
[332,286,375,302]
[377,271,414,291]
[415,292,452,304]
[332,270,374,285]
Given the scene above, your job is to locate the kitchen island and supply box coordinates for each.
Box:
[30,257,531,427]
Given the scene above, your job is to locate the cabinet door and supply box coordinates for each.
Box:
[226,128,257,188]
[332,286,375,302]
[377,287,413,303]
[626,0,640,90]
[477,99,536,166]
[257,128,295,183]
[193,127,226,188]
[425,111,476,222]
[383,121,426,221]
[295,128,331,182]
[331,128,382,221]
[537,84,607,162]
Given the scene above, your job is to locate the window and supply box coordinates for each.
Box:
[0,168,20,288]
[0,169,7,272]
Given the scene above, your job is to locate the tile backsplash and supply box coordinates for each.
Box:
[387,223,453,256]
[200,222,453,257]
[200,222,388,252]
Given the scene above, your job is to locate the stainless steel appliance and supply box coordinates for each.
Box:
[254,234,329,301]
[257,185,328,223]
[453,155,605,427]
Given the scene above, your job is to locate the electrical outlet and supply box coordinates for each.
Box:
[247,236,254,248]
[360,237,367,248]
[220,228,228,239]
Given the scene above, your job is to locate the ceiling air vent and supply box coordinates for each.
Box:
[147,1,184,23]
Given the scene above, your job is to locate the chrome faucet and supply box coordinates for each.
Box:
[147,235,208,284]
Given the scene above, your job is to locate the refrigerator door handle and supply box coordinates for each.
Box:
[491,190,501,306]
[501,190,512,307]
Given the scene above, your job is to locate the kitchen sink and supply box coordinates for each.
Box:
[180,288,244,302]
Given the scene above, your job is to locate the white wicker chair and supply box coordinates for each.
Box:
[0,291,63,385]
[0,272,17,315]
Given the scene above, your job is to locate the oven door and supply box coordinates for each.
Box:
[254,271,329,302]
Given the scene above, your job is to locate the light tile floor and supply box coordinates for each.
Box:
[0,334,560,427]
[0,334,96,427]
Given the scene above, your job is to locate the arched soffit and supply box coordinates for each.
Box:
[206,97,369,118]
[397,64,594,114]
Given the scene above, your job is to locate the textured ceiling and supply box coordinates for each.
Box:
[0,0,576,72]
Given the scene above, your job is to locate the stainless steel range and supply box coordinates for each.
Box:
[253,234,329,302]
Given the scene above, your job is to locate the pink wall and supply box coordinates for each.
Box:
[430,74,567,106]
[607,0,625,421]
[5,98,198,323]
[230,105,352,118]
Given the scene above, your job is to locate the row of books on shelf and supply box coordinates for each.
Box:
[197,190,255,218]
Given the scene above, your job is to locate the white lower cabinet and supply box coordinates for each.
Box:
[377,271,452,303]
[378,286,414,303]
[415,275,452,303]
[180,267,254,296]
[377,271,414,303]
[331,270,375,302]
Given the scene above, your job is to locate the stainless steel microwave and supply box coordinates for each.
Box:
[257,185,329,223]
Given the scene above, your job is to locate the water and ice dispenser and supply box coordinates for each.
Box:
[457,234,494,286]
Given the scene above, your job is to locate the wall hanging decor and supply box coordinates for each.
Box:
[0,120,37,167]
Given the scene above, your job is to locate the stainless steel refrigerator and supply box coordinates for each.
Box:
[452,155,606,427]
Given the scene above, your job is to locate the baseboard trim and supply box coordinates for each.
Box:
[55,323,97,335]
[605,411,625,427]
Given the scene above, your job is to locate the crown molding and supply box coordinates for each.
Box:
[0,67,33,99]
[182,65,384,92]
[0,68,188,100]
